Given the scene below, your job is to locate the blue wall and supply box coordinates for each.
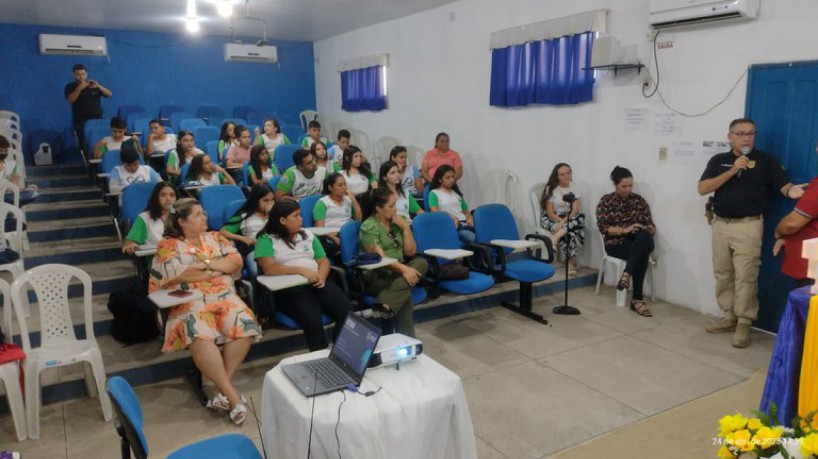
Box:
[0,23,316,162]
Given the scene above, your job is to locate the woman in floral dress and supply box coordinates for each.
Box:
[149,197,261,425]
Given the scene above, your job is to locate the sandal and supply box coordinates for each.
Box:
[630,299,653,317]
[230,403,247,425]
[207,393,247,412]
[567,268,578,277]
[616,273,631,291]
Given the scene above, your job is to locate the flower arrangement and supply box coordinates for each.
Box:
[716,404,818,459]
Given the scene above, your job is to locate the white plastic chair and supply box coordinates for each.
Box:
[0,202,29,316]
[299,110,319,132]
[591,216,656,306]
[0,110,20,123]
[11,264,113,439]
[375,136,403,160]
[405,145,425,169]
[0,179,30,250]
[0,278,27,441]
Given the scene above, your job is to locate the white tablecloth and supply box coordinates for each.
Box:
[261,351,477,459]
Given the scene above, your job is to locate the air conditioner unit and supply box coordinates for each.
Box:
[224,43,278,64]
[649,0,760,29]
[39,34,108,56]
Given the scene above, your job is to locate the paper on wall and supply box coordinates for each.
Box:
[668,140,731,164]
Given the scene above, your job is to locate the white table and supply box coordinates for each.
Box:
[424,248,473,260]
[257,274,309,292]
[261,351,477,459]
[304,226,340,237]
[357,256,398,270]
[148,288,202,309]
[490,238,540,252]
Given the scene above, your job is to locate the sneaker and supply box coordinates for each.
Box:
[732,323,751,348]
[230,403,247,425]
[705,317,737,334]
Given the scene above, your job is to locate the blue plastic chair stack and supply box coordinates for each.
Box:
[412,212,494,295]
[107,376,262,459]
[199,185,245,230]
[473,203,555,323]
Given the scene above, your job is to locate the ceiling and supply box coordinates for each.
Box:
[0,0,458,42]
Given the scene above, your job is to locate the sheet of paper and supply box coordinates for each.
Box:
[654,112,681,136]
[622,108,648,132]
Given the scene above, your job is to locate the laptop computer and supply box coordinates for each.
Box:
[282,313,381,397]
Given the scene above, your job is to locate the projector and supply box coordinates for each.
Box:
[368,333,423,368]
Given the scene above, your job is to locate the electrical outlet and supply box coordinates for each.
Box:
[659,147,668,161]
[642,72,654,88]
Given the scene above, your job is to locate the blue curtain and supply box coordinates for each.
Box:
[489,31,595,107]
[341,66,387,112]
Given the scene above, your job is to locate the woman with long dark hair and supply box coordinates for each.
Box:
[378,161,423,222]
[596,166,656,317]
[341,145,376,196]
[122,181,178,254]
[540,163,585,276]
[255,199,352,351]
[429,165,474,244]
[220,183,274,259]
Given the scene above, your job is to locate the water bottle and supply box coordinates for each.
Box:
[34,142,53,166]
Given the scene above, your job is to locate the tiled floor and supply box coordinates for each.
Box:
[0,285,775,458]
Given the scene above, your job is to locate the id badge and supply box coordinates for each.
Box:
[748,160,756,169]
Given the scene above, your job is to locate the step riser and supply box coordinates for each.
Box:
[36,190,101,203]
[28,177,94,188]
[29,225,116,242]
[10,320,112,349]
[27,165,88,178]
[26,247,124,269]
[28,206,110,221]
[26,277,135,302]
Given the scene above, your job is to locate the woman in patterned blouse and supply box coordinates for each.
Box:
[595,166,656,317]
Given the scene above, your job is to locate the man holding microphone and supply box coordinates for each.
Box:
[64,64,112,154]
[698,118,805,348]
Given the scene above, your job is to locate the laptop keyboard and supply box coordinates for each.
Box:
[304,360,350,387]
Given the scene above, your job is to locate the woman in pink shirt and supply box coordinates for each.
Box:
[226,125,252,168]
[421,132,463,182]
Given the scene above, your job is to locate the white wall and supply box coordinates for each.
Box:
[314,0,818,316]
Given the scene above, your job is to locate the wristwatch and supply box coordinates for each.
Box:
[204,258,212,273]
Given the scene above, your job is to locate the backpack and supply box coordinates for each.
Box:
[107,286,160,345]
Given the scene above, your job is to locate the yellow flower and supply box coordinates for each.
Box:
[802,433,818,457]
[717,444,736,459]
[726,430,754,452]
[719,413,749,436]
[747,418,763,431]
[751,426,783,449]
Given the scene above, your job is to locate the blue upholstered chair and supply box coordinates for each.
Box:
[199,185,245,230]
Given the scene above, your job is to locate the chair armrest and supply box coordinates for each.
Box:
[478,243,508,276]
[461,243,494,273]
[524,234,555,264]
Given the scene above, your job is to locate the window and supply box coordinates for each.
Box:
[488,10,606,107]
[339,54,389,112]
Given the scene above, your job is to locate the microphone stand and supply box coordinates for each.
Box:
[552,214,581,316]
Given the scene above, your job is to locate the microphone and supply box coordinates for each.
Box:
[737,147,750,177]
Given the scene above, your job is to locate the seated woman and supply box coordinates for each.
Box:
[149,198,261,425]
[255,199,352,351]
[390,146,423,197]
[378,161,423,223]
[341,145,376,197]
[186,154,236,186]
[220,183,274,264]
[313,172,362,257]
[122,181,177,254]
[595,166,656,317]
[166,130,204,182]
[540,163,585,277]
[421,132,462,183]
[217,121,237,162]
[248,144,279,186]
[255,118,289,152]
[312,140,340,173]
[429,165,474,244]
[226,125,252,169]
[359,187,429,337]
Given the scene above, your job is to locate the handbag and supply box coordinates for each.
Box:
[439,262,469,280]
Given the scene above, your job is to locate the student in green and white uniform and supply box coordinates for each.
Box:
[429,165,475,245]
[275,149,327,201]
[313,173,362,258]
[389,145,424,197]
[94,116,140,159]
[329,129,350,163]
[341,145,376,196]
[311,141,340,173]
[300,120,326,149]
[248,144,279,186]
[166,130,204,182]
[255,199,352,351]
[255,118,290,152]
[220,184,274,271]
[217,121,237,162]
[186,154,236,186]
[146,119,177,157]
[378,160,423,223]
[122,182,177,255]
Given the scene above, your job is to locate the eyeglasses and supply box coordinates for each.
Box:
[387,230,400,248]
[730,131,756,138]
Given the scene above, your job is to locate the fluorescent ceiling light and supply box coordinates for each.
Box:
[217,0,233,18]
[186,0,199,33]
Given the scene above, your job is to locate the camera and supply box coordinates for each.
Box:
[562,192,577,204]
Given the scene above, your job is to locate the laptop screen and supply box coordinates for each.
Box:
[330,314,381,379]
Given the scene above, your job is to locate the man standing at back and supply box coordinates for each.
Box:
[64,64,112,154]
[698,118,804,348]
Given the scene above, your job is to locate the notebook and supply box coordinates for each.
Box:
[282,313,381,397]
